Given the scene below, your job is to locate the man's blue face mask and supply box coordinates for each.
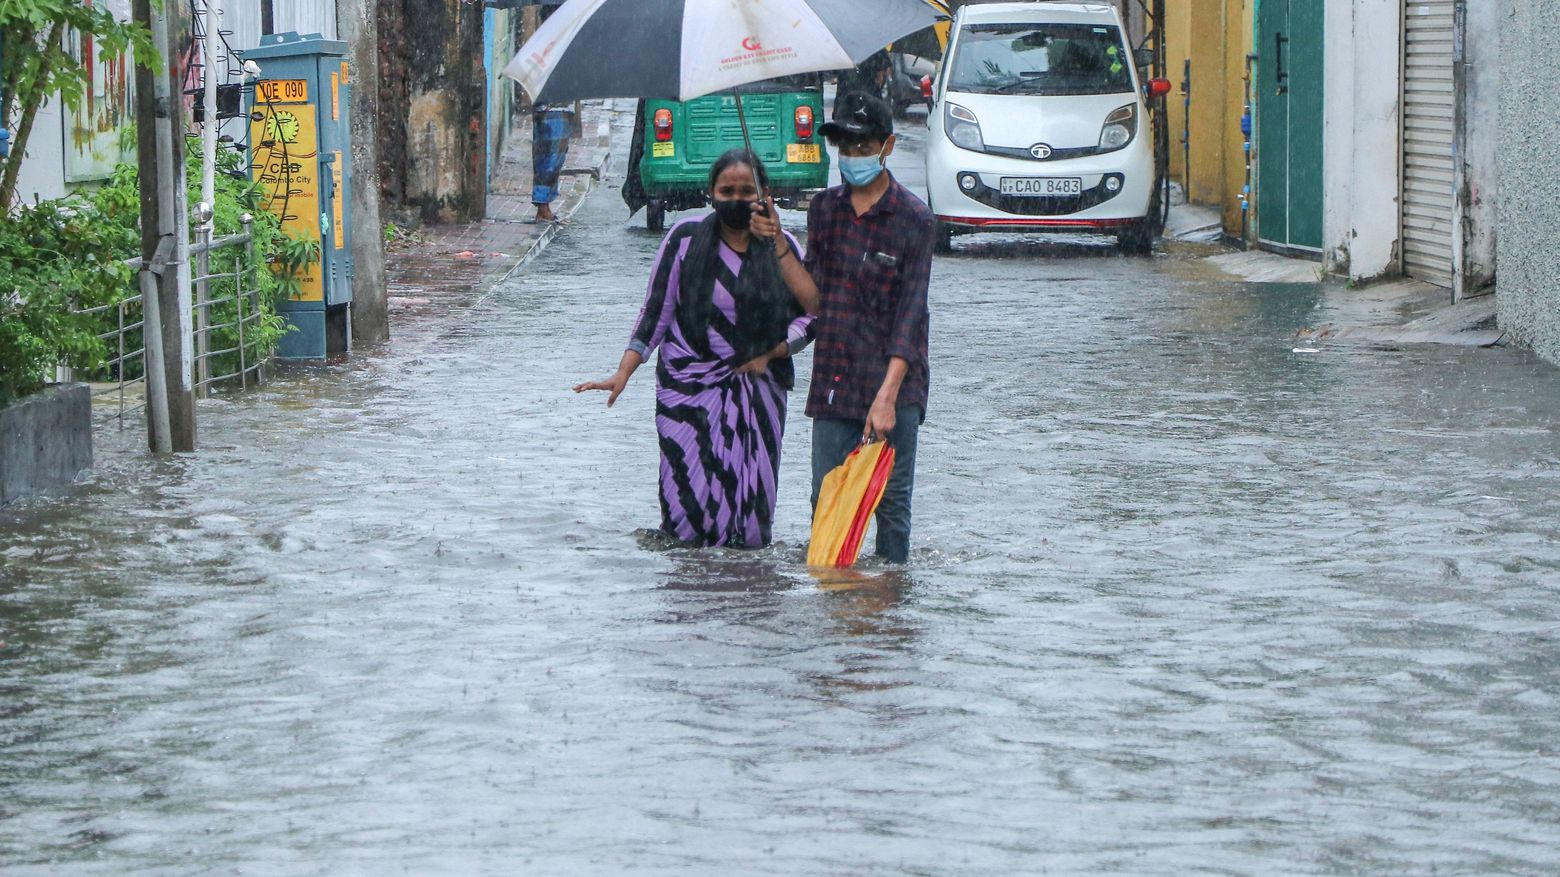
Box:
[839,145,886,187]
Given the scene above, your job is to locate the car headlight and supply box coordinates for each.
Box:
[1098,104,1137,151]
[944,102,985,153]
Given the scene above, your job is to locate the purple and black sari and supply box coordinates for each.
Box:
[627,215,812,548]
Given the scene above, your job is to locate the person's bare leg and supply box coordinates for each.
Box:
[535,202,555,222]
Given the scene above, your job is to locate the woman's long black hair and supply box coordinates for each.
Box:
[709,148,769,193]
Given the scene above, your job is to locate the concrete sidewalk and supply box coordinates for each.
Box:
[384,100,624,318]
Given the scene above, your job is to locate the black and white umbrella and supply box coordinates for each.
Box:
[502,0,941,105]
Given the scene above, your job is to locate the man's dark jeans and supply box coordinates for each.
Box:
[810,406,921,564]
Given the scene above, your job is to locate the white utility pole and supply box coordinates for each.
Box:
[200,0,218,212]
[195,0,220,395]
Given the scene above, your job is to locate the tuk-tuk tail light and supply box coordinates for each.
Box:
[795,106,814,140]
[653,108,674,142]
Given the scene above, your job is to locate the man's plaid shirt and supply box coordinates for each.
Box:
[802,175,934,422]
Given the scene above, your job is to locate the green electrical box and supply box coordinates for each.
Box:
[243,32,354,360]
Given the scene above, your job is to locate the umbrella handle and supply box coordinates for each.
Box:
[733,91,753,157]
[731,93,774,213]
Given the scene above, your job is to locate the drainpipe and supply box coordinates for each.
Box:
[1450,0,1468,304]
[1180,58,1191,202]
[0,39,9,158]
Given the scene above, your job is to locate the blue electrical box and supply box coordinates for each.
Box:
[243,32,354,360]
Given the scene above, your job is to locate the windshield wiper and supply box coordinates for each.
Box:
[990,74,1051,94]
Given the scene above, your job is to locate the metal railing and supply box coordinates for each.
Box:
[80,214,270,428]
[74,285,148,428]
[191,215,268,395]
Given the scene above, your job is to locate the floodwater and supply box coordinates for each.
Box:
[5,135,1560,876]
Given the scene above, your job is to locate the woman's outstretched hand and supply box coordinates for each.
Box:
[574,370,629,407]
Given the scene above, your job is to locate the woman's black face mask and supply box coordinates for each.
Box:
[712,197,756,230]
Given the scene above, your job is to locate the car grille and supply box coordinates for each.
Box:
[981,143,1118,162]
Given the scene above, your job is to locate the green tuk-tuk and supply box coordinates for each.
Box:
[622,74,831,231]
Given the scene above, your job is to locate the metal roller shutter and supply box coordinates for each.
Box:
[1401,0,1456,288]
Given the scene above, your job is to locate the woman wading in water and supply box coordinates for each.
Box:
[575,150,819,548]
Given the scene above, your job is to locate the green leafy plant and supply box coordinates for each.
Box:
[0,197,131,404]
[0,135,311,400]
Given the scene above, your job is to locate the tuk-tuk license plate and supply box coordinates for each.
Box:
[1000,177,1083,196]
[651,142,675,158]
[787,143,821,163]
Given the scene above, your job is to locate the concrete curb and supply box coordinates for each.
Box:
[1,383,92,507]
[492,106,614,290]
[1299,292,1505,348]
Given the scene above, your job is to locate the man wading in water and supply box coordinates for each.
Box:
[804,92,934,564]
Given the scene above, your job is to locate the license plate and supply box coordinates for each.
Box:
[1000,176,1083,196]
[255,79,309,104]
[651,141,675,158]
[787,143,821,163]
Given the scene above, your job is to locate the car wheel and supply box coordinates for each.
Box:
[646,198,667,232]
[934,221,955,254]
[1116,218,1155,255]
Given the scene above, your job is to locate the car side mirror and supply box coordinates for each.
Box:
[1135,48,1155,69]
[1145,77,1172,98]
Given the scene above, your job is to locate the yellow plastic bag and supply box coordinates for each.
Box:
[808,440,896,568]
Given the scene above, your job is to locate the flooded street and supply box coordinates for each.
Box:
[5,123,1560,875]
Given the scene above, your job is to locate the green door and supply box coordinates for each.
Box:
[1257,0,1324,253]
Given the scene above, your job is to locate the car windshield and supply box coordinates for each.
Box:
[946,23,1133,96]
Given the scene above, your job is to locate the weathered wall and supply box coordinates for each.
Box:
[0,384,91,507]
[1322,0,1400,281]
[1162,0,1252,237]
[1220,0,1254,237]
[335,0,388,345]
[12,96,68,207]
[1497,0,1560,362]
[1460,0,1498,293]
[377,0,488,223]
[1165,0,1225,206]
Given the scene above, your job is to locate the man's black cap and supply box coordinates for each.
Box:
[819,91,894,143]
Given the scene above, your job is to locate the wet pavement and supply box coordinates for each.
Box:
[4,112,1560,875]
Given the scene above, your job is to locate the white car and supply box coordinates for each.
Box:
[925,2,1171,254]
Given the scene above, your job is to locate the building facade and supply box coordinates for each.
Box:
[1320,0,1497,298]
[1166,0,1498,302]
[11,0,337,206]
[1496,0,1560,361]
[1163,0,1253,239]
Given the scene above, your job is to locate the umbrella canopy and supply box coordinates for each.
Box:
[503,0,942,105]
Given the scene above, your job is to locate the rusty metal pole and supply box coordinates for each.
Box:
[133,0,196,452]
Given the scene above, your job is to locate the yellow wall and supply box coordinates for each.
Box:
[1163,0,1254,238]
